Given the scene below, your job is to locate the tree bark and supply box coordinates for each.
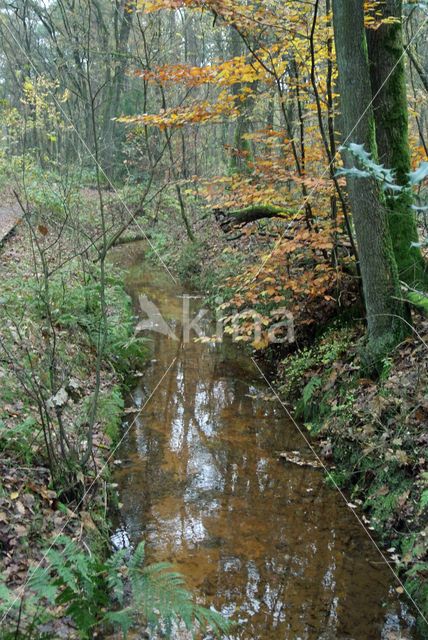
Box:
[332,0,409,366]
[227,27,254,175]
[366,0,427,287]
[101,0,134,175]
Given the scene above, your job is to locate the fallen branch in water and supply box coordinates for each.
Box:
[278,450,329,468]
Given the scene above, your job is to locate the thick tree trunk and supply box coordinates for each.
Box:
[332,0,409,366]
[366,0,427,287]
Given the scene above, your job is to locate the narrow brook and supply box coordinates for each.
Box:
[110,245,419,640]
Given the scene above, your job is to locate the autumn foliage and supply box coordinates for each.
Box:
[119,0,426,346]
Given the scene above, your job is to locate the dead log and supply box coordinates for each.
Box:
[214,205,293,232]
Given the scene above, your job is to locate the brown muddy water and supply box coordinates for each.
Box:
[110,244,419,640]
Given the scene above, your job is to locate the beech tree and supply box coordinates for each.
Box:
[332,0,410,366]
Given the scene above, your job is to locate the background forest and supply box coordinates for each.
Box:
[1,0,427,354]
[0,0,427,638]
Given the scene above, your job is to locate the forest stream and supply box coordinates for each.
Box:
[110,244,420,640]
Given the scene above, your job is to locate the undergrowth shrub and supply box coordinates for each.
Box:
[0,214,148,483]
[278,325,356,402]
[0,416,38,464]
[21,262,148,373]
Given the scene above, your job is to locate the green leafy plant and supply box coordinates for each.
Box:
[0,416,39,463]
[279,326,355,399]
[302,375,322,406]
[1,536,233,639]
[81,388,124,442]
[45,264,148,371]
[176,241,203,285]
[337,144,428,306]
[337,143,428,193]
[420,489,428,511]
[118,541,232,639]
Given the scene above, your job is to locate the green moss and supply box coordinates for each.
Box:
[362,32,379,161]
[407,291,428,315]
[370,17,428,288]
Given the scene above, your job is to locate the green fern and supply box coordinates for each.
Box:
[302,376,322,405]
[127,542,234,638]
[105,548,128,606]
[2,537,234,639]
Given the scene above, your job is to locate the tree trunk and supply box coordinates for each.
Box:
[227,27,253,175]
[214,205,293,231]
[101,0,134,175]
[332,0,409,367]
[366,0,427,287]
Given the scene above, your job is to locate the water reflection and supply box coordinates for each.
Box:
[111,246,418,640]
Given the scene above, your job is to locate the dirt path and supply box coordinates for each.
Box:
[0,206,21,243]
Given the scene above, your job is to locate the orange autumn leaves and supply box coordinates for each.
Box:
[121,0,360,346]
[120,93,240,129]
[132,57,270,88]
[218,221,351,348]
[120,56,270,129]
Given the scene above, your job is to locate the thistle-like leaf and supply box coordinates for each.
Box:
[408,161,428,186]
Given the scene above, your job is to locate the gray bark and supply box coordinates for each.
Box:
[332,0,409,366]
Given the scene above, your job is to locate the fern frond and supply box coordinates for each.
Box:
[127,540,146,571]
[104,608,134,637]
[105,547,128,606]
[27,567,57,605]
[129,558,234,639]
[194,604,235,636]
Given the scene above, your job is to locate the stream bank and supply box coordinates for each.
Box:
[275,321,428,638]
[0,212,145,638]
